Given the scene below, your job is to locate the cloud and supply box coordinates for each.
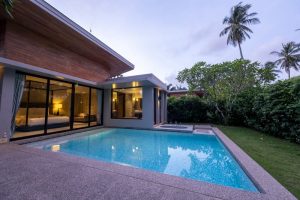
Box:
[251,36,287,63]
[165,73,179,84]
[251,36,300,79]
[164,73,188,87]
[170,24,228,57]
[197,37,228,55]
[182,26,216,51]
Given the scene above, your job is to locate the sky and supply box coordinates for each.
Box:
[45,0,300,85]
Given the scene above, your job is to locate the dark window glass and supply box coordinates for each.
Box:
[74,85,90,129]
[90,88,102,126]
[14,75,47,138]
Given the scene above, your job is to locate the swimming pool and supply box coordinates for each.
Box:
[28,128,258,192]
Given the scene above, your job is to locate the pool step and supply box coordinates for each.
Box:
[193,129,215,135]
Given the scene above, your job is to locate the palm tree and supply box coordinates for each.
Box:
[271,42,300,79]
[262,61,281,82]
[1,0,14,18]
[220,2,260,59]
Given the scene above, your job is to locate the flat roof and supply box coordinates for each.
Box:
[31,0,134,69]
[100,74,167,91]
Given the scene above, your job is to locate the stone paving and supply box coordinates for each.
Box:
[0,127,296,200]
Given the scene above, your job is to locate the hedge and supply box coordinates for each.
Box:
[167,95,208,123]
[167,77,300,143]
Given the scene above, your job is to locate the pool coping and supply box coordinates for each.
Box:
[212,127,296,199]
[13,127,297,200]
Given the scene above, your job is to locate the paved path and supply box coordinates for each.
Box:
[0,144,220,200]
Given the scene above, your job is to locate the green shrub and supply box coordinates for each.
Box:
[247,77,300,142]
[167,77,300,143]
[167,95,208,123]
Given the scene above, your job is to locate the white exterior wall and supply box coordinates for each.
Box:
[0,67,16,142]
[103,87,156,129]
[0,68,168,141]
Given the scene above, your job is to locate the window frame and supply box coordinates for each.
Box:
[11,71,104,141]
[110,86,143,120]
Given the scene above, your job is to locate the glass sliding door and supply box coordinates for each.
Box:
[47,80,72,133]
[14,75,47,138]
[12,72,103,140]
[74,85,90,129]
[90,88,102,126]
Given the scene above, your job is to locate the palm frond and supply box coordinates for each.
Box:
[271,42,300,78]
[270,51,281,56]
[2,0,14,18]
[220,1,260,57]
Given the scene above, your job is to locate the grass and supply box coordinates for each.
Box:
[217,125,300,199]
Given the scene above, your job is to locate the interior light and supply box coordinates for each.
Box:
[54,103,63,115]
[132,81,139,87]
[51,145,60,152]
[112,83,116,89]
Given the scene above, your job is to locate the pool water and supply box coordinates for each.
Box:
[29,128,258,192]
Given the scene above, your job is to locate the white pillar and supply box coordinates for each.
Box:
[0,67,16,142]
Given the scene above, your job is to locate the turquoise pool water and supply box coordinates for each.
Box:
[29,128,258,192]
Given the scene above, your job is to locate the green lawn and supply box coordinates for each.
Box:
[217,126,300,199]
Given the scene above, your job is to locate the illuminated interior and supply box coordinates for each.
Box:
[112,87,143,119]
[47,80,72,133]
[14,74,102,139]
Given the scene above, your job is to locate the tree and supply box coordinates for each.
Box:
[167,84,176,91]
[167,84,187,91]
[177,60,274,124]
[258,61,281,83]
[271,42,300,79]
[220,2,260,59]
[1,0,14,18]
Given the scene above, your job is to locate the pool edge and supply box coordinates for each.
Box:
[11,127,297,200]
[212,127,296,200]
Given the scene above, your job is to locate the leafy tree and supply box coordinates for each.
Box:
[220,2,260,59]
[167,84,176,91]
[177,59,275,124]
[271,42,300,79]
[1,0,14,18]
[167,84,187,91]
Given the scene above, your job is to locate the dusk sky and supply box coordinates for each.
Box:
[45,0,300,85]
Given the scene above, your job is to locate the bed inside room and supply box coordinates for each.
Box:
[13,74,102,139]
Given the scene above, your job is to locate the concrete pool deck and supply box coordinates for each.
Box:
[0,127,296,200]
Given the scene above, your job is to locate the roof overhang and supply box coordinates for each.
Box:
[99,74,167,91]
[0,0,134,76]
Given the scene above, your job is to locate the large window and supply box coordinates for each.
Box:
[90,88,102,126]
[112,88,143,119]
[15,76,47,137]
[74,85,90,129]
[13,73,103,139]
[47,80,72,133]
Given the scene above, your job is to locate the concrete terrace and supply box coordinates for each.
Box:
[0,144,223,200]
[0,127,296,200]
